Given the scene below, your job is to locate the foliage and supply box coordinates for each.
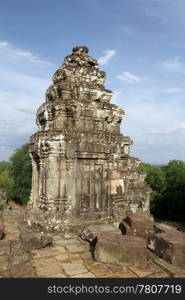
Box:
[0,161,13,202]
[139,160,185,221]
[162,160,185,221]
[0,144,32,205]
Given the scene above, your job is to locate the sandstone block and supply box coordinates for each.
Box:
[95,232,148,267]
[121,212,154,238]
[80,224,121,243]
[147,228,185,266]
[21,232,53,251]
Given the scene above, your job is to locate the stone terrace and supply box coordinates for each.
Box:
[0,205,185,278]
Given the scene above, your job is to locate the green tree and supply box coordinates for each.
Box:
[0,161,13,203]
[139,163,166,217]
[9,144,32,205]
[162,160,185,221]
[139,160,185,221]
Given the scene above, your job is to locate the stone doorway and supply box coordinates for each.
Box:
[76,161,109,218]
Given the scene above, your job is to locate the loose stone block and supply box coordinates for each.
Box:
[120,212,154,238]
[21,232,53,251]
[95,233,148,267]
[80,224,121,242]
[147,226,185,266]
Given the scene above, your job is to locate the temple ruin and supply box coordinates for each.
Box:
[27,46,150,230]
[1,47,184,279]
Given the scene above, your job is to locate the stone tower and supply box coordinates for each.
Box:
[28,46,150,230]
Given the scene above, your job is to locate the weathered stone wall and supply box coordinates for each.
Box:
[27,46,150,229]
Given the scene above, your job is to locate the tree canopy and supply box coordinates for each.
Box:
[0,144,32,205]
[139,160,185,221]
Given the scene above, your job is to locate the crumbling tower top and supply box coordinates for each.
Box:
[72,46,89,54]
[62,45,99,70]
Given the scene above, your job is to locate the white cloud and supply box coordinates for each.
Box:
[0,40,55,161]
[0,40,54,65]
[115,86,185,164]
[98,50,116,65]
[117,71,142,83]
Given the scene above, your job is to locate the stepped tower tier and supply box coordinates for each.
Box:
[27,46,150,230]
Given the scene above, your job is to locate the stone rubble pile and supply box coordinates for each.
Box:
[81,212,185,269]
[1,206,185,278]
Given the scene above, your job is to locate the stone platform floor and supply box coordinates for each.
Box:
[0,207,185,278]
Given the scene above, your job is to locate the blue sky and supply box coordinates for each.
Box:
[0,0,185,164]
